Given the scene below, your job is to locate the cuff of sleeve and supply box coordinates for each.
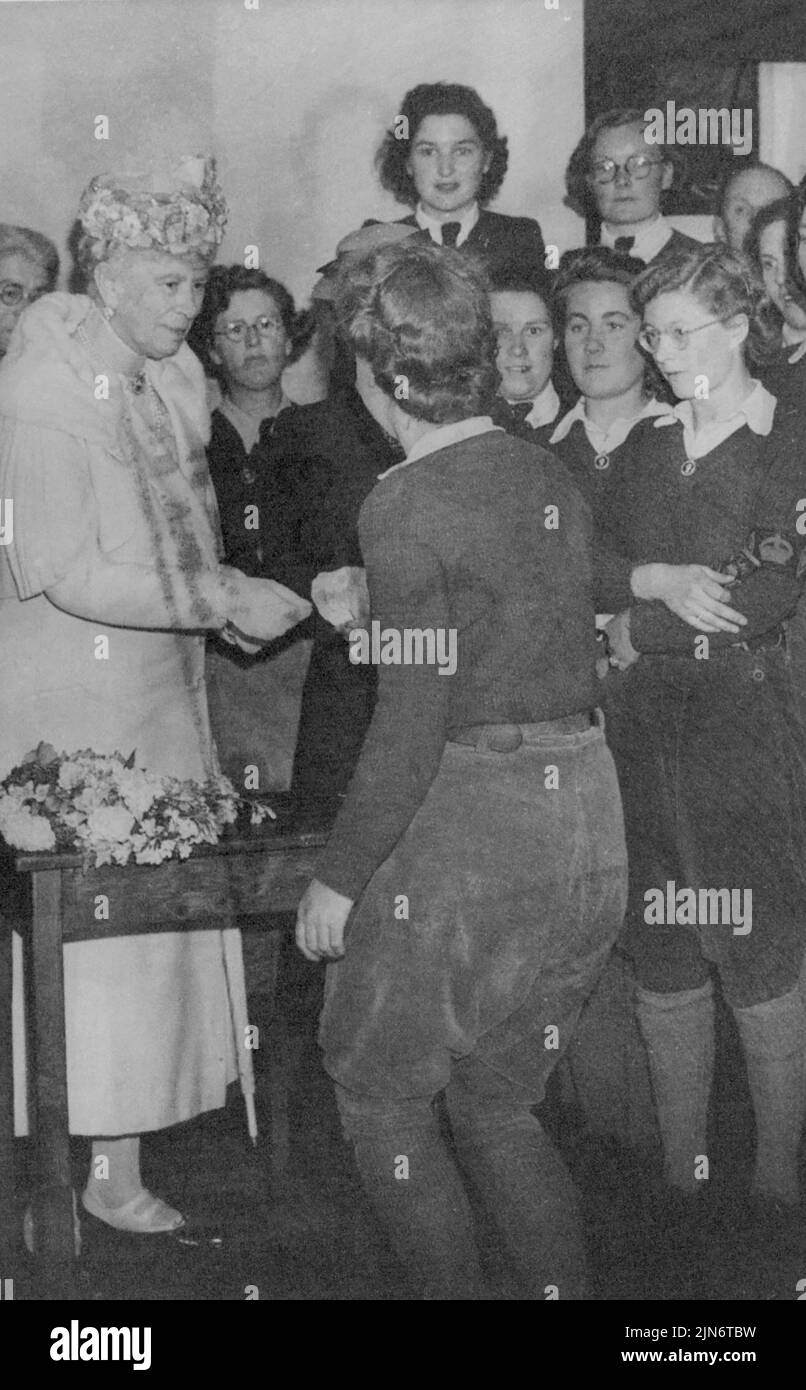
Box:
[315,846,372,903]
[629,601,693,654]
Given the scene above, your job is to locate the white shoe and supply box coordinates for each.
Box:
[81,1186,186,1234]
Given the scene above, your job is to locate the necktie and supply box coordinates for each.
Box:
[614,235,635,253]
[508,401,534,424]
[441,222,462,247]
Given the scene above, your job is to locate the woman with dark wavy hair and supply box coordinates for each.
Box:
[295,239,628,1299]
[374,81,545,277]
[745,198,806,397]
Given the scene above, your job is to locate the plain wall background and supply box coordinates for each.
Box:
[3,3,804,302]
[0,0,586,303]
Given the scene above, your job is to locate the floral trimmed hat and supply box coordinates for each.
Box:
[77,155,228,262]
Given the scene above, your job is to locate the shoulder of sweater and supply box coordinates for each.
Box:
[367,430,584,504]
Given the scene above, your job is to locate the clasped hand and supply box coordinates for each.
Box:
[635,562,748,635]
[296,878,354,962]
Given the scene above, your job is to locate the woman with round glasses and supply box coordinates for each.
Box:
[600,244,806,1272]
[189,266,316,793]
[565,108,700,267]
[0,223,59,357]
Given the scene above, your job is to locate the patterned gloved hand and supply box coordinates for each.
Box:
[213,566,312,643]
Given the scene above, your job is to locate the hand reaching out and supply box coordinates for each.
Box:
[218,568,312,643]
[311,566,370,636]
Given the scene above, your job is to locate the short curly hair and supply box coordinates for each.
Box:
[564,107,683,220]
[337,239,498,424]
[553,246,646,329]
[631,242,778,367]
[376,82,508,209]
[0,223,59,290]
[488,263,557,331]
[186,265,315,378]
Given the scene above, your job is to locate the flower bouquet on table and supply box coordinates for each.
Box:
[0,742,275,866]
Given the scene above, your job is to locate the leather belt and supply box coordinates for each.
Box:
[449,711,595,752]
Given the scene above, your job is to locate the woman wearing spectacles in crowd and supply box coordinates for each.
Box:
[189,266,316,793]
[565,108,700,268]
[598,244,806,1291]
[0,223,59,356]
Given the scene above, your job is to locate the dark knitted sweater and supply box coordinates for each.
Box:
[317,427,600,899]
[545,416,635,521]
[206,406,304,587]
[598,413,806,653]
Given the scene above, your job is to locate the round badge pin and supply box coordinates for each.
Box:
[594,454,610,470]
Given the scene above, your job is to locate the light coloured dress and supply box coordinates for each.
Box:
[0,293,262,1137]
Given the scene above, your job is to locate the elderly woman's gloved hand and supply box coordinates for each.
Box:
[311,566,370,636]
[206,565,312,645]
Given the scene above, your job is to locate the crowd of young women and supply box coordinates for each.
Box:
[2,81,806,1297]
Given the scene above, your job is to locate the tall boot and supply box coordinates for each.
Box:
[732,988,806,1206]
[635,981,715,1192]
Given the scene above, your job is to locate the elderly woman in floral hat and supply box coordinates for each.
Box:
[0,156,312,1239]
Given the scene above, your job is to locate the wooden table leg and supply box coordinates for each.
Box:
[262,928,290,1187]
[30,870,76,1299]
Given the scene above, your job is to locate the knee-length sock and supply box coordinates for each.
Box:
[732,987,806,1205]
[635,981,715,1192]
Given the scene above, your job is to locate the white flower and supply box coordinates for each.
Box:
[117,768,159,821]
[0,800,56,851]
[86,804,135,842]
[58,762,85,792]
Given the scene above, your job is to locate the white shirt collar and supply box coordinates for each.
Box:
[654,379,776,458]
[549,394,672,453]
[377,415,500,480]
[415,201,480,247]
[600,214,673,265]
[505,380,560,430]
[781,324,806,363]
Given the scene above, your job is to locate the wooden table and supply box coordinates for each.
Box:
[0,796,333,1299]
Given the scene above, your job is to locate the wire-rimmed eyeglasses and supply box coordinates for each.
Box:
[0,280,48,309]
[638,319,728,353]
[214,316,285,343]
[588,154,665,185]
